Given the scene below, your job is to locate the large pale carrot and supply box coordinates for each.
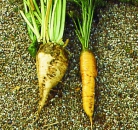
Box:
[36,43,68,115]
[70,0,99,129]
[20,0,68,121]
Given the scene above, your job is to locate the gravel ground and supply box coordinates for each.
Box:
[0,0,138,130]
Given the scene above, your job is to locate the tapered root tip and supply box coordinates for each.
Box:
[32,111,40,124]
[90,117,93,130]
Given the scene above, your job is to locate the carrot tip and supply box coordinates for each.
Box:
[32,111,39,124]
[90,117,93,130]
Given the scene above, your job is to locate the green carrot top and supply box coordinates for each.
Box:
[70,0,105,50]
[74,0,95,50]
[20,0,66,45]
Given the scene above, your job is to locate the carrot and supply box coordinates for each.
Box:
[36,43,68,115]
[70,0,99,129]
[80,50,97,128]
[20,0,68,121]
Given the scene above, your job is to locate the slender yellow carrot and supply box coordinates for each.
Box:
[80,50,97,128]
[70,0,99,129]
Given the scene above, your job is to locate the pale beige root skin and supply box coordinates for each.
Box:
[35,43,68,118]
[80,50,97,129]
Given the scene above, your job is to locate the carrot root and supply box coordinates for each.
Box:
[80,50,97,128]
[90,116,92,130]
[35,43,68,118]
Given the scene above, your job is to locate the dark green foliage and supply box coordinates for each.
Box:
[69,0,107,7]
[95,0,107,7]
[25,13,40,57]
[28,36,38,58]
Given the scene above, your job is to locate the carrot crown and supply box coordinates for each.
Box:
[20,0,66,45]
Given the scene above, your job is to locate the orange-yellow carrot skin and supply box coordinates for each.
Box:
[80,50,97,124]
